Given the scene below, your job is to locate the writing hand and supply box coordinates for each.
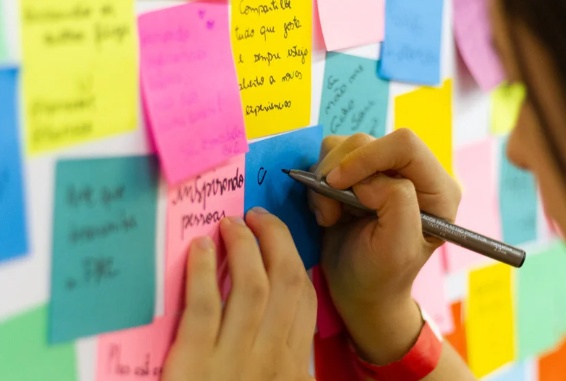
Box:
[163,208,316,381]
[309,130,462,365]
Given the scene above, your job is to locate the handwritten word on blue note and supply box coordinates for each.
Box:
[245,126,323,269]
[0,68,28,262]
[50,156,159,343]
[498,139,537,246]
[319,53,389,138]
[379,0,444,85]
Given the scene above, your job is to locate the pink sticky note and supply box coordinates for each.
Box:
[412,247,454,334]
[165,155,245,314]
[317,0,385,51]
[444,138,500,273]
[453,0,505,91]
[139,2,248,185]
[312,266,345,339]
[96,315,180,381]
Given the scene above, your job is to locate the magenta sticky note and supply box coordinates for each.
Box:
[313,266,344,339]
[139,2,248,185]
[412,247,454,334]
[96,315,180,381]
[317,0,385,51]
[165,155,245,314]
[445,138,500,273]
[453,0,505,91]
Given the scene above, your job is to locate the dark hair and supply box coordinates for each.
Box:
[501,0,566,178]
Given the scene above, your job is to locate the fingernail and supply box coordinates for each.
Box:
[195,236,214,251]
[326,167,340,185]
[314,210,325,226]
[250,206,270,215]
[227,216,246,226]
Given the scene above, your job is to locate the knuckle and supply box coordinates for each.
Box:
[321,135,343,153]
[349,132,373,148]
[387,179,416,200]
[241,272,269,303]
[189,295,217,320]
[275,259,305,290]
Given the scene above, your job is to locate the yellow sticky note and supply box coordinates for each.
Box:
[394,80,453,175]
[21,0,138,154]
[231,1,312,139]
[466,264,515,378]
[490,82,526,135]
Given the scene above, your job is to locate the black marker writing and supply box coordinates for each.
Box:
[258,167,267,185]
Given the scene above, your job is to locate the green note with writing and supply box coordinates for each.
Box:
[50,155,159,343]
[0,306,77,381]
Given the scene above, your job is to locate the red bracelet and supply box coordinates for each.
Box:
[354,322,443,381]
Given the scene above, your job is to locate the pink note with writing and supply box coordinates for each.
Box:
[312,265,344,339]
[165,155,245,314]
[444,138,500,273]
[139,2,248,185]
[453,0,505,91]
[317,0,385,51]
[412,247,454,334]
[96,315,180,381]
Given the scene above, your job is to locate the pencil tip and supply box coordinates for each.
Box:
[281,169,290,175]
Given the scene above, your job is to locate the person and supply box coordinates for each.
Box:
[162,0,566,379]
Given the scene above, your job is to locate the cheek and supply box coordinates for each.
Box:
[538,166,566,237]
[506,104,536,170]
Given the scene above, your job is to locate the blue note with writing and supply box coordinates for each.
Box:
[0,68,28,262]
[379,0,444,85]
[499,139,537,246]
[50,156,159,343]
[245,126,323,269]
[320,53,389,138]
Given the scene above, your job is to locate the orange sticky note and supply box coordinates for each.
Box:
[539,339,566,381]
[445,301,468,363]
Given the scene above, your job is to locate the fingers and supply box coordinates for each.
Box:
[245,207,309,346]
[175,237,222,355]
[217,216,269,354]
[287,279,317,360]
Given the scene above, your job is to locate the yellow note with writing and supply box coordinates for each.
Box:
[466,264,515,378]
[21,0,138,154]
[490,82,526,135]
[394,80,453,175]
[231,0,312,139]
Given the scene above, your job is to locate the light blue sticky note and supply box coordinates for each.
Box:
[50,156,159,343]
[498,139,537,246]
[379,0,444,85]
[319,53,389,138]
[0,68,28,262]
[245,126,323,269]
[487,363,527,381]
[516,248,558,360]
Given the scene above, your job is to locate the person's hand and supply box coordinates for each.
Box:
[163,208,317,381]
[309,130,461,365]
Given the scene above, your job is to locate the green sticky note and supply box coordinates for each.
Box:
[50,155,159,343]
[547,240,566,337]
[517,247,560,360]
[0,0,6,60]
[490,82,526,135]
[0,306,77,381]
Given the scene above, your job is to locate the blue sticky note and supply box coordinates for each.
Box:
[50,156,159,343]
[499,139,537,246]
[245,126,323,269]
[0,67,28,262]
[379,0,444,85]
[488,363,527,381]
[320,53,389,138]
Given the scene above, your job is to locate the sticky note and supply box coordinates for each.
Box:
[0,306,77,381]
[445,138,500,273]
[379,0,444,85]
[516,248,558,360]
[165,155,245,314]
[50,156,159,343]
[489,363,527,381]
[314,333,361,381]
[0,68,28,262]
[245,126,323,269]
[317,0,384,51]
[499,139,538,246]
[490,83,526,135]
[539,339,566,381]
[312,265,344,339]
[21,0,138,154]
[453,0,505,91]
[139,2,248,185]
[319,53,389,138]
[543,241,566,337]
[0,3,7,60]
[231,0,312,139]
[466,264,515,378]
[394,80,453,175]
[412,247,453,334]
[96,315,179,381]
[444,301,468,362]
